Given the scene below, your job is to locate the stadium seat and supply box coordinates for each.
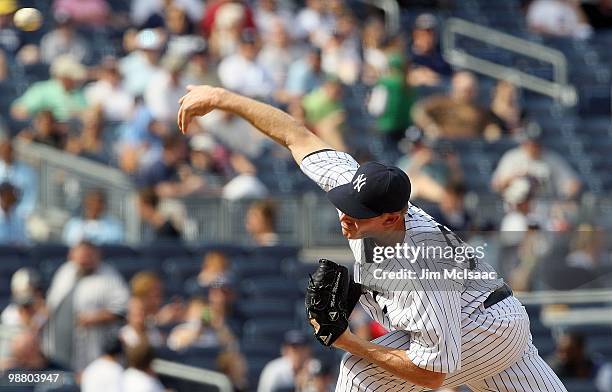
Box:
[162,257,201,284]
[99,244,138,259]
[560,378,596,392]
[191,243,249,258]
[243,318,299,342]
[237,299,295,319]
[0,245,27,258]
[249,245,300,260]
[0,257,35,276]
[179,346,221,370]
[105,256,156,280]
[140,243,192,261]
[235,258,283,278]
[241,277,301,299]
[28,243,68,265]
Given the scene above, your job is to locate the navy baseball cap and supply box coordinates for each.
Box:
[327,162,411,219]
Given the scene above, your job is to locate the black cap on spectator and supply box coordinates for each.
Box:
[414,13,438,30]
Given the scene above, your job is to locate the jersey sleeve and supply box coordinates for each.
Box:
[299,149,359,192]
[402,289,462,374]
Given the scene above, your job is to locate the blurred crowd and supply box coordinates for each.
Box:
[0,0,611,390]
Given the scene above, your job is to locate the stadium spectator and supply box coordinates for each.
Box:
[487,80,526,139]
[218,29,275,99]
[130,271,185,327]
[136,188,183,242]
[408,13,452,86]
[119,28,164,97]
[0,268,45,329]
[167,296,237,351]
[5,331,67,371]
[0,139,37,216]
[0,182,29,245]
[188,133,229,188]
[120,296,164,348]
[221,153,269,200]
[547,331,598,378]
[65,107,113,164]
[18,110,67,149]
[320,12,361,85]
[62,188,124,245]
[254,0,294,38]
[500,176,539,243]
[295,0,334,45]
[297,358,335,392]
[81,336,124,392]
[396,127,463,203]
[216,350,249,392]
[0,0,24,55]
[84,56,135,122]
[302,76,346,150]
[145,53,189,123]
[527,0,593,39]
[367,54,415,148]
[196,251,233,289]
[11,54,87,121]
[131,0,203,28]
[40,13,90,65]
[597,362,612,392]
[411,71,493,139]
[245,199,279,246]
[361,17,388,84]
[257,330,312,392]
[122,342,165,392]
[137,134,206,198]
[206,1,254,58]
[429,182,474,232]
[281,46,324,103]
[491,124,582,200]
[52,0,110,27]
[258,18,302,91]
[182,41,221,86]
[44,241,129,370]
[116,103,168,175]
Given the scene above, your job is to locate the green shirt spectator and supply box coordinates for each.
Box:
[302,76,344,124]
[12,55,87,121]
[367,54,415,141]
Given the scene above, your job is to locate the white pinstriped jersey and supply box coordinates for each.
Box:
[300,149,505,374]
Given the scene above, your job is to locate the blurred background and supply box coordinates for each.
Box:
[0,0,611,391]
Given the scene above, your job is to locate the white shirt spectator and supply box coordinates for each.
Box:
[119,52,161,97]
[40,28,90,65]
[120,324,164,348]
[130,0,203,25]
[81,356,124,392]
[254,4,295,39]
[258,44,303,90]
[527,0,592,39]
[257,357,294,392]
[85,80,135,122]
[144,70,187,122]
[222,174,269,201]
[122,368,165,392]
[218,53,275,98]
[295,7,334,45]
[62,215,124,246]
[492,146,579,199]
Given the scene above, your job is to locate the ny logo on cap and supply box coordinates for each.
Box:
[353,174,366,192]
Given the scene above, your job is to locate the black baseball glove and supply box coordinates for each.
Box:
[305,259,362,346]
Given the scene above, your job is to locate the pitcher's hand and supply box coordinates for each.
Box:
[177,85,225,133]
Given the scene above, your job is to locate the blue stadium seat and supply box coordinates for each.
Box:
[0,257,35,276]
[243,318,299,341]
[561,378,596,392]
[39,258,66,282]
[141,243,192,261]
[28,243,68,265]
[179,346,221,370]
[162,257,201,284]
[0,245,26,258]
[249,245,300,260]
[241,277,301,299]
[105,257,156,280]
[191,243,249,258]
[241,339,281,359]
[99,244,138,259]
[237,299,295,319]
[235,258,283,278]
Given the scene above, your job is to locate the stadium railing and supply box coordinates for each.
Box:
[442,17,578,106]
